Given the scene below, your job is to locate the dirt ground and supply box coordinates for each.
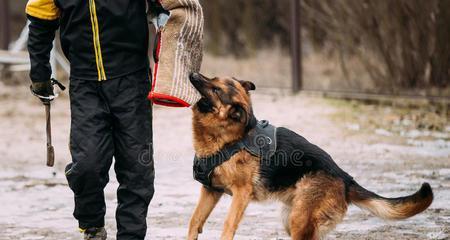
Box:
[0,83,448,240]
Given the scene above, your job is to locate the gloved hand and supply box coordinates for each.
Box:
[31,80,54,103]
[30,79,66,103]
[148,0,170,30]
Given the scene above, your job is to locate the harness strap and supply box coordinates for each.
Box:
[193,120,277,191]
[193,141,245,192]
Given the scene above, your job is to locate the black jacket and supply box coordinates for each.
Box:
[26,0,152,82]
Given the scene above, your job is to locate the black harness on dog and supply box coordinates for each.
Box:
[193,120,277,191]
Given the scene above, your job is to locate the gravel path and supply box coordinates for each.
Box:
[0,86,448,240]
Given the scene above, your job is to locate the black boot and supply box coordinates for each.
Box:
[83,227,107,240]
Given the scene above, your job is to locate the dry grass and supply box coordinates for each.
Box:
[328,98,450,137]
[201,47,291,89]
[201,48,450,97]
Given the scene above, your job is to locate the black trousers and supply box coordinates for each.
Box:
[65,69,155,240]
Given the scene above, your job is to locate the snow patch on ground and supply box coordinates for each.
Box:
[0,91,448,240]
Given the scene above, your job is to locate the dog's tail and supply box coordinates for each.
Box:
[348,181,433,220]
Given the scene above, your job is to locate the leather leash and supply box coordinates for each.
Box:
[30,79,66,167]
[44,101,55,167]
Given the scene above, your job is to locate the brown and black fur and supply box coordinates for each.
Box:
[187,73,434,240]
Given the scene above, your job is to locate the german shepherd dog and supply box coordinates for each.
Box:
[187,73,433,240]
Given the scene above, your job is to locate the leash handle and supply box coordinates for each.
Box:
[45,103,55,167]
[51,78,66,91]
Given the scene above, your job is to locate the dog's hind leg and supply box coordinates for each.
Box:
[289,199,318,240]
[188,186,223,240]
[289,173,348,240]
[221,185,252,240]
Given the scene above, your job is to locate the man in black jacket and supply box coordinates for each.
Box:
[26,0,155,239]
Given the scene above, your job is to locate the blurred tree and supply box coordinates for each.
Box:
[200,0,290,57]
[201,0,449,90]
[430,0,450,87]
[300,0,449,89]
[7,0,449,90]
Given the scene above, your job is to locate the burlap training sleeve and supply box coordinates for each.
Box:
[148,0,203,107]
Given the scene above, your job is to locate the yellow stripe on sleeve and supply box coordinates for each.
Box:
[26,0,60,20]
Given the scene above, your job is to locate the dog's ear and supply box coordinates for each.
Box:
[238,80,256,92]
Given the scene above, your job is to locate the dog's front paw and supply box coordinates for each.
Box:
[187,233,198,240]
[187,226,202,240]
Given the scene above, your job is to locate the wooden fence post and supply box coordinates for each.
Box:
[290,0,302,93]
[0,0,10,50]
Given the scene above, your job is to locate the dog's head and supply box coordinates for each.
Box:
[190,73,257,136]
